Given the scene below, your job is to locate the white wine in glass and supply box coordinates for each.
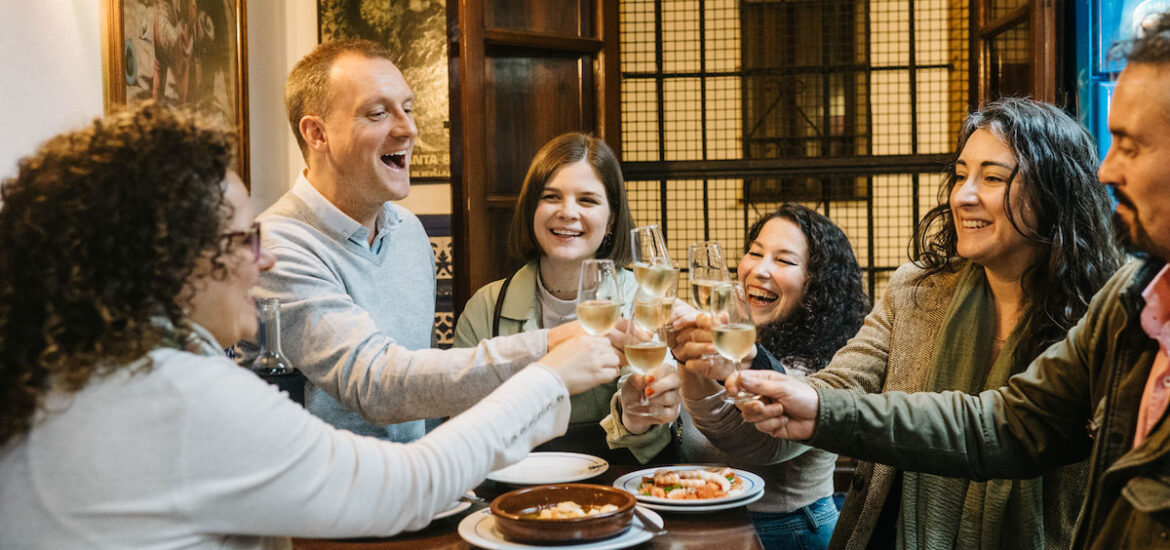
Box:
[624,292,671,416]
[631,225,674,297]
[632,299,663,331]
[578,300,620,335]
[633,263,677,296]
[690,279,721,312]
[712,323,757,363]
[576,259,622,336]
[709,282,760,404]
[625,340,668,374]
[687,241,730,311]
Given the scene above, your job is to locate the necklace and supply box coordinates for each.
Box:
[538,268,577,300]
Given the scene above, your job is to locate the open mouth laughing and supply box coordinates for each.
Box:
[380,149,409,169]
[746,285,778,306]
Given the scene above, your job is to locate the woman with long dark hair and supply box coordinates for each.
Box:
[702,98,1123,550]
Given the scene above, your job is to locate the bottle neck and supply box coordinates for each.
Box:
[259,306,282,354]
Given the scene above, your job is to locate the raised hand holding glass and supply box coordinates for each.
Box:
[576,259,622,335]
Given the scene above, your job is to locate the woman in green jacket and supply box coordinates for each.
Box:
[453,132,676,463]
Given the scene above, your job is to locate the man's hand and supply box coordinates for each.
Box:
[540,335,621,395]
[726,370,819,440]
[619,364,681,434]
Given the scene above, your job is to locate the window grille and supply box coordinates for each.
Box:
[620,0,970,301]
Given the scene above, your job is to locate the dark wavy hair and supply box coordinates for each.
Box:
[911,98,1123,370]
[0,102,236,445]
[508,132,635,263]
[746,204,869,372]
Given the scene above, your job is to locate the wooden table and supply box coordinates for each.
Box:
[292,465,763,550]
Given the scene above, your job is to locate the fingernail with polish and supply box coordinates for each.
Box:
[646,388,655,397]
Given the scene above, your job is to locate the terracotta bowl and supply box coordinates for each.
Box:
[490,483,636,543]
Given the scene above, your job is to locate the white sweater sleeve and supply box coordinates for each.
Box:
[175,356,569,538]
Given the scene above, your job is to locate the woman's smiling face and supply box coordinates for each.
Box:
[736,217,810,325]
[950,128,1041,276]
[532,160,613,266]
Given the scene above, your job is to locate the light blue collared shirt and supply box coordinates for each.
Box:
[291,172,397,255]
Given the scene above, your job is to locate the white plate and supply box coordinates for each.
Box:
[636,487,765,513]
[457,506,660,550]
[612,465,765,505]
[486,452,608,485]
[432,492,475,520]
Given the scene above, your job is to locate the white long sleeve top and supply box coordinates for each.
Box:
[0,325,570,549]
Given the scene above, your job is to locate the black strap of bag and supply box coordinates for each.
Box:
[491,272,517,337]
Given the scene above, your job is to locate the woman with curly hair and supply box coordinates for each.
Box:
[710,98,1124,550]
[0,103,620,548]
[659,203,869,550]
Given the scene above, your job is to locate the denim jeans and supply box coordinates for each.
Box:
[751,496,839,550]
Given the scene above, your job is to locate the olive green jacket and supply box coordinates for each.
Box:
[811,258,1170,550]
[453,260,670,463]
[723,261,1086,549]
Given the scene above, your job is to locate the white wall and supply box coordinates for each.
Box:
[0,0,104,179]
[245,0,319,212]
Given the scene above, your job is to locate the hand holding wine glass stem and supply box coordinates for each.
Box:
[726,370,820,440]
[541,335,622,395]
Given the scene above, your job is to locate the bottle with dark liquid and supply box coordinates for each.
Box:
[251,297,305,405]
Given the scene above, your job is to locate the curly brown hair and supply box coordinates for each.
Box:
[745,204,869,372]
[0,102,236,445]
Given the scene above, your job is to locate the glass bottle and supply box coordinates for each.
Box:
[251,297,304,404]
[251,297,294,375]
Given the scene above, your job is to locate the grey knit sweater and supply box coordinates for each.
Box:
[252,176,544,441]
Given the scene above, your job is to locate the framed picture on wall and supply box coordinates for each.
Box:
[103,0,249,184]
[318,0,451,181]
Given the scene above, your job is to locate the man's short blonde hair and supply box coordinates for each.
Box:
[284,39,395,161]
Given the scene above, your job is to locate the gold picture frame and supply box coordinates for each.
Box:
[103,0,249,185]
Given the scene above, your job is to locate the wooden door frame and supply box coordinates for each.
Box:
[971,0,1061,105]
[448,0,621,315]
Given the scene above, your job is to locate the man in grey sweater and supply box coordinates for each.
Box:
[251,39,593,441]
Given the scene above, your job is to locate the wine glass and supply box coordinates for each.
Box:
[687,241,731,312]
[625,287,672,415]
[631,225,675,298]
[709,282,759,404]
[576,259,622,336]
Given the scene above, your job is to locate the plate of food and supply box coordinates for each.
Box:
[635,486,765,513]
[487,452,608,485]
[612,465,765,505]
[457,506,660,550]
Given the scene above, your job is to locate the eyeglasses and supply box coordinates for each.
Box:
[218,222,262,262]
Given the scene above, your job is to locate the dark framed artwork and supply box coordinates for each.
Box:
[318,0,451,181]
[103,0,249,184]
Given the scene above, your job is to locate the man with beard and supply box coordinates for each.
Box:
[727,14,1170,549]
